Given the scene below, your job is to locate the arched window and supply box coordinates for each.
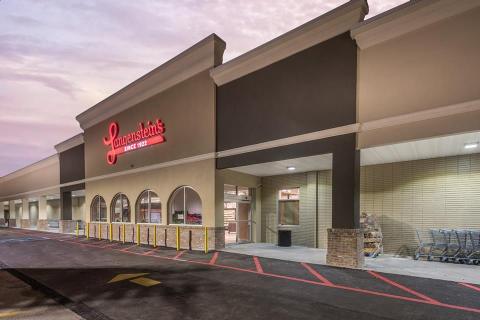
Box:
[169,186,202,225]
[111,193,130,223]
[90,195,107,222]
[136,190,161,224]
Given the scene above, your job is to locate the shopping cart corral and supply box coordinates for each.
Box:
[415,229,480,265]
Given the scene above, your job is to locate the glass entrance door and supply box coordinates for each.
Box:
[224,200,252,244]
[236,202,251,243]
[224,184,253,245]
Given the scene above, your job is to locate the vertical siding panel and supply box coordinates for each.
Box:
[360,153,480,255]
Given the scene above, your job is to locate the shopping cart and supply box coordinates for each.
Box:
[414,229,434,260]
[453,229,472,263]
[414,229,449,261]
[467,230,480,265]
[440,229,461,262]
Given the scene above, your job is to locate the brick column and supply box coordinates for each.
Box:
[327,134,363,268]
[37,196,49,231]
[21,199,30,229]
[59,220,77,234]
[327,229,364,268]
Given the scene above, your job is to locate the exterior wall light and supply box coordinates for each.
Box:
[287,166,296,171]
[464,142,479,149]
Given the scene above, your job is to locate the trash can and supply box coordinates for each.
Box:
[278,229,292,247]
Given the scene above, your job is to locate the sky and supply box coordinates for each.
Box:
[0,0,407,176]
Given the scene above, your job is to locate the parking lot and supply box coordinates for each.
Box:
[0,228,479,320]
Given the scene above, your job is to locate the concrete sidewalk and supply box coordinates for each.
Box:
[223,243,480,285]
[0,270,83,320]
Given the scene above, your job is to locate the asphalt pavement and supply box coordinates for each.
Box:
[0,228,479,320]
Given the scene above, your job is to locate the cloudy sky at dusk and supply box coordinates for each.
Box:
[0,0,406,176]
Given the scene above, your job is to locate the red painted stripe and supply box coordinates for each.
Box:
[368,270,439,303]
[209,252,219,265]
[301,262,333,285]
[253,256,264,274]
[459,282,480,293]
[144,248,159,255]
[100,243,118,249]
[120,245,137,252]
[6,229,480,315]
[174,250,186,259]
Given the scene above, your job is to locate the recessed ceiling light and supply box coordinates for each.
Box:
[287,166,296,171]
[464,142,479,149]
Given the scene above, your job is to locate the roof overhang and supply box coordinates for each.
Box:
[0,155,59,183]
[210,0,368,86]
[76,34,226,130]
[54,133,84,153]
[351,0,480,49]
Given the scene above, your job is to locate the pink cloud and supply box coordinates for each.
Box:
[0,0,407,176]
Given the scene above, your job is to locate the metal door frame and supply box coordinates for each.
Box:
[224,198,253,244]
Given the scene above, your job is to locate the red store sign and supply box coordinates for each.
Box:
[103,119,166,165]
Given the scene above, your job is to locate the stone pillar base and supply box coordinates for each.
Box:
[8,219,17,227]
[20,219,31,229]
[213,228,225,250]
[37,219,49,231]
[59,220,77,234]
[86,223,225,251]
[327,228,364,268]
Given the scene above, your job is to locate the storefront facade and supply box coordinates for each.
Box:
[0,155,60,229]
[76,34,226,250]
[1,0,479,268]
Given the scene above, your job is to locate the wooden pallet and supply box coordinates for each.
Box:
[361,212,383,258]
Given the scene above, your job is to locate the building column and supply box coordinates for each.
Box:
[37,196,48,231]
[327,134,364,268]
[59,191,75,233]
[0,202,5,226]
[21,198,30,229]
[9,200,16,227]
[61,191,72,220]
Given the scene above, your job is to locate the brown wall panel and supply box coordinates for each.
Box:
[59,144,85,184]
[216,33,357,151]
[84,70,216,178]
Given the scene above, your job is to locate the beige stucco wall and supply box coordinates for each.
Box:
[85,159,216,227]
[46,199,61,220]
[0,157,60,201]
[84,70,215,178]
[72,196,85,221]
[357,7,480,148]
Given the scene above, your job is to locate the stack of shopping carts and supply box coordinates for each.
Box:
[415,229,480,264]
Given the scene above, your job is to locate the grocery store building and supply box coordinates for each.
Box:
[1,0,479,268]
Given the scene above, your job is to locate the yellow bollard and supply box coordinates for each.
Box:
[122,224,126,243]
[176,226,180,251]
[109,223,112,242]
[136,224,140,246]
[86,223,90,239]
[204,227,208,254]
[76,222,79,237]
[99,224,102,240]
[153,225,157,248]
